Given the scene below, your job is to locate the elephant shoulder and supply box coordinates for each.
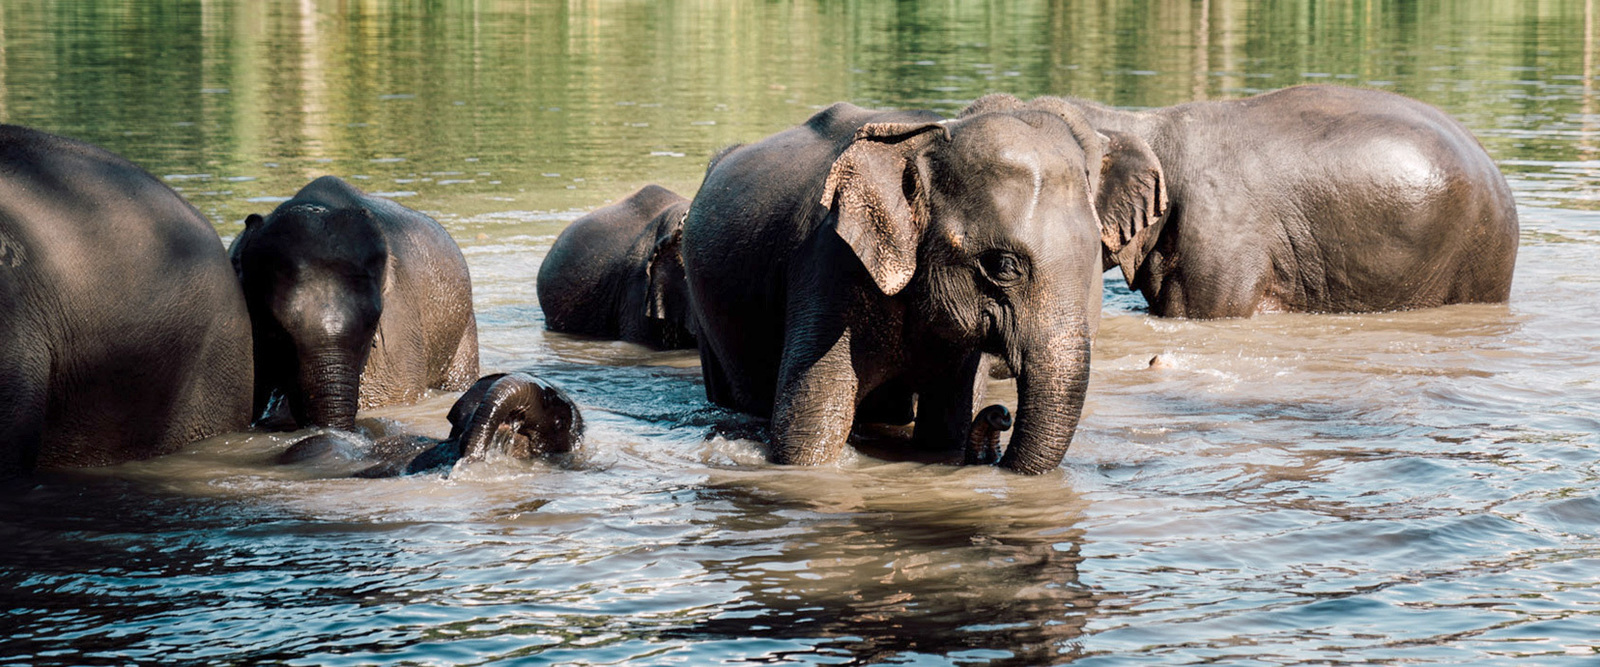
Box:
[547,202,648,269]
[622,185,689,222]
[803,104,945,144]
[804,103,875,137]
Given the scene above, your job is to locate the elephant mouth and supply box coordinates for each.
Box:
[978,308,1022,373]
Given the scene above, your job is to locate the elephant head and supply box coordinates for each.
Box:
[232,204,388,430]
[818,95,1165,474]
[442,372,583,462]
[396,372,581,474]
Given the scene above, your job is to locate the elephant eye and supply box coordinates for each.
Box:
[978,251,1027,286]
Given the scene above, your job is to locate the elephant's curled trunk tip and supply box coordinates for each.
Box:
[964,404,1013,466]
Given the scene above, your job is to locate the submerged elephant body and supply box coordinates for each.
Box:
[682,97,1165,474]
[0,125,254,474]
[230,175,479,430]
[279,372,583,477]
[1076,84,1519,318]
[537,185,696,349]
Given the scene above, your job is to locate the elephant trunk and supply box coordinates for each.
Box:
[998,323,1092,475]
[300,348,362,430]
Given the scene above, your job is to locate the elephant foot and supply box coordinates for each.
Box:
[963,404,1013,465]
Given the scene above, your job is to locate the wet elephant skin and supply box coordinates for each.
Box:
[1076,84,1519,318]
[230,175,480,431]
[681,95,1166,474]
[278,372,583,477]
[537,184,696,350]
[0,124,253,475]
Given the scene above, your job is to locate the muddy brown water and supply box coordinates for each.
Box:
[2,2,1599,664]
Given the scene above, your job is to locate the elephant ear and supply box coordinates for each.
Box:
[644,207,687,320]
[1095,130,1169,287]
[446,373,507,440]
[819,121,950,296]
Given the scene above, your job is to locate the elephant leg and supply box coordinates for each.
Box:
[0,345,47,476]
[438,316,480,392]
[698,340,750,414]
[910,351,988,453]
[770,325,860,466]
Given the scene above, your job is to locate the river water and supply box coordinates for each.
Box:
[3,1,1599,664]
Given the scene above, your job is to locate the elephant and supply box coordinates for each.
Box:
[1070,84,1519,318]
[0,124,253,474]
[536,184,696,349]
[680,96,1164,474]
[229,175,479,431]
[277,372,582,477]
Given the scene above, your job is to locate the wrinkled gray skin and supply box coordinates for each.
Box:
[1073,84,1519,318]
[278,372,583,477]
[537,185,696,349]
[681,96,1164,474]
[0,125,253,475]
[230,175,479,431]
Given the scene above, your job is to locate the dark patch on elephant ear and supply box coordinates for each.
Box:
[1095,130,1169,287]
[644,206,688,321]
[819,121,950,296]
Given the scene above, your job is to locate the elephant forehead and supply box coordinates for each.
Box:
[947,111,1089,160]
[934,149,1085,227]
[261,204,332,230]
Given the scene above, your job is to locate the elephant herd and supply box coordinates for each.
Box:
[0,84,1519,479]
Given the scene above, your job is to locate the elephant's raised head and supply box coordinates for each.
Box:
[232,203,388,430]
[819,94,1164,474]
[445,372,584,462]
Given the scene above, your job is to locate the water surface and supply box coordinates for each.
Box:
[2,1,1598,664]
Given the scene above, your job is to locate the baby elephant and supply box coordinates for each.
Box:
[278,372,583,477]
[231,175,479,431]
[537,185,696,349]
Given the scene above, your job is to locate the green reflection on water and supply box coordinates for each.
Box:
[1,0,1595,230]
